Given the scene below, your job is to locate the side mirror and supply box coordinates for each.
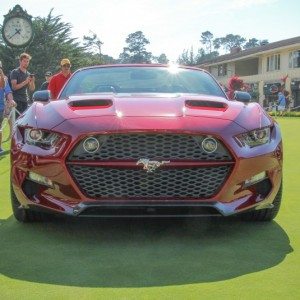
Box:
[32,90,50,102]
[233,91,251,103]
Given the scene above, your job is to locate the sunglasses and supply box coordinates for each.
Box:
[62,64,71,68]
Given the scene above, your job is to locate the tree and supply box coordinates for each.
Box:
[83,31,104,64]
[82,31,117,65]
[244,38,260,49]
[259,39,269,46]
[200,31,214,53]
[213,34,246,53]
[152,53,169,64]
[119,31,152,63]
[177,46,219,66]
[31,10,86,82]
[213,37,222,51]
[177,47,197,65]
[195,48,219,64]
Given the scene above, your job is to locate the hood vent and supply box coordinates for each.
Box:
[185,100,228,111]
[68,99,113,110]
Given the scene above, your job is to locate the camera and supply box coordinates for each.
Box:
[29,73,35,77]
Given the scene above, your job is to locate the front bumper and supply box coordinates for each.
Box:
[11,125,283,218]
[11,152,282,218]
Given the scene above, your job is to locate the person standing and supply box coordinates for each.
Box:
[40,71,52,90]
[0,61,16,155]
[277,86,286,116]
[48,58,72,99]
[10,53,35,116]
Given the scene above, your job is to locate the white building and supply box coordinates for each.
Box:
[198,36,300,108]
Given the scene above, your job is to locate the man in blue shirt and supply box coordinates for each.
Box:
[0,61,15,155]
[277,86,286,116]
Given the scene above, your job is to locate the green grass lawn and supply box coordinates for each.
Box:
[0,118,299,299]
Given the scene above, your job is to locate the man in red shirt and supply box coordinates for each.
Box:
[48,58,72,99]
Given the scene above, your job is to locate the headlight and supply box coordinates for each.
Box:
[236,127,270,148]
[25,128,61,149]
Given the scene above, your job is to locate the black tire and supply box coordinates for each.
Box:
[11,182,47,222]
[241,182,282,221]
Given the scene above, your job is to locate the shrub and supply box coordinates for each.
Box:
[268,111,300,117]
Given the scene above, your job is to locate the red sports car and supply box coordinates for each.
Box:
[10,64,283,222]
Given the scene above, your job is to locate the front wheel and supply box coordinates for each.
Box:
[241,182,282,221]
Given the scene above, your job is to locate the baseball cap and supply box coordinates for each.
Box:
[60,58,71,66]
[45,71,52,76]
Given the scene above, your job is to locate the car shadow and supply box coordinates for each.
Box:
[0,215,292,288]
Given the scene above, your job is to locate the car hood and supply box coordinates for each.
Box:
[31,93,271,132]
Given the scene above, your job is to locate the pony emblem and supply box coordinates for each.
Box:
[136,158,170,173]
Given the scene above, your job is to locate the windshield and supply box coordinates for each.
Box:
[59,66,225,99]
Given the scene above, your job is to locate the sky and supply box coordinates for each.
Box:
[1,0,299,61]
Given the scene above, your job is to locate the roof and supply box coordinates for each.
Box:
[199,36,300,66]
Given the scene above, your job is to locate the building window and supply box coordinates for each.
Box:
[289,50,300,68]
[267,54,280,71]
[218,64,227,76]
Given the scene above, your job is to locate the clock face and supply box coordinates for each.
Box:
[3,17,33,47]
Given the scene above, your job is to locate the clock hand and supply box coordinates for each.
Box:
[8,32,18,39]
[8,28,21,39]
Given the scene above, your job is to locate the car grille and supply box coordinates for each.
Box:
[68,165,232,199]
[68,133,232,161]
[67,133,234,199]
